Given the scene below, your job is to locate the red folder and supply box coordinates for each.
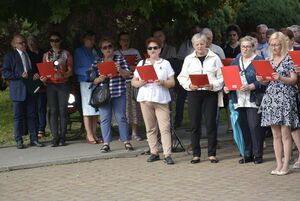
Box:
[221,58,234,66]
[251,60,274,80]
[36,62,55,78]
[136,65,158,82]
[221,66,242,90]
[189,74,209,87]
[124,55,137,71]
[97,61,118,77]
[289,50,300,67]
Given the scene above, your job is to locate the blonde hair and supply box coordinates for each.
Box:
[239,36,256,52]
[268,32,288,58]
[191,33,207,45]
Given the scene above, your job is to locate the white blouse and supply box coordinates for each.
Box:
[134,58,174,104]
[234,54,258,109]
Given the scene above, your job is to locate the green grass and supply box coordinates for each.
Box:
[0,90,14,144]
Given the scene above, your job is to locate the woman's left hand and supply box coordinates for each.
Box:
[33,73,40,80]
[272,72,280,80]
[203,84,213,91]
[115,62,121,72]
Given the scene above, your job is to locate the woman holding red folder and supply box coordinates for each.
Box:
[93,37,133,152]
[131,37,175,165]
[42,32,73,147]
[177,33,223,164]
[258,32,300,175]
[224,36,265,164]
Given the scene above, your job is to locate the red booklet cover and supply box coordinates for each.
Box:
[189,74,209,87]
[124,55,137,71]
[36,62,55,78]
[289,50,300,67]
[97,61,118,77]
[221,58,234,66]
[136,65,158,82]
[221,66,242,90]
[251,60,274,80]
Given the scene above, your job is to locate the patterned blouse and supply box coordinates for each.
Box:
[93,55,130,98]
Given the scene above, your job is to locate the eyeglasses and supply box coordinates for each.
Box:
[101,44,113,50]
[241,45,253,49]
[270,44,281,48]
[147,46,159,50]
[50,38,61,43]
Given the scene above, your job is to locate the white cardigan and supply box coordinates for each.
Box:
[177,49,224,106]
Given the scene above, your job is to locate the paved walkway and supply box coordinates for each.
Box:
[0,125,299,201]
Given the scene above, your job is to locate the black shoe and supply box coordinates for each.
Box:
[164,156,175,165]
[208,157,219,163]
[60,140,67,146]
[100,144,110,153]
[239,157,253,164]
[124,142,134,151]
[30,141,44,147]
[51,139,59,147]
[16,141,25,149]
[254,157,263,164]
[147,154,160,162]
[190,157,200,164]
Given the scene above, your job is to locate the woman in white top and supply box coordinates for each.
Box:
[177,33,223,164]
[224,36,265,164]
[131,37,175,165]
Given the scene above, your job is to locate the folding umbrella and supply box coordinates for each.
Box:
[228,100,245,157]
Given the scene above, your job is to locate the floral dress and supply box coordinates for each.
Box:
[260,55,300,128]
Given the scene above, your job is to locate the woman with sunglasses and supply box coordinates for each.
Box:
[177,33,223,164]
[93,37,133,152]
[131,37,175,165]
[224,36,265,164]
[42,32,73,147]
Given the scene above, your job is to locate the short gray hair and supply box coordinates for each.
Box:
[191,33,207,45]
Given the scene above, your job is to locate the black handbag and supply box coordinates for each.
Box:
[89,80,110,108]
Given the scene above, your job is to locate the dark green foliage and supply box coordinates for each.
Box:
[236,0,300,34]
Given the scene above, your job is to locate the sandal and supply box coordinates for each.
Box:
[38,131,45,138]
[100,144,110,153]
[124,142,134,151]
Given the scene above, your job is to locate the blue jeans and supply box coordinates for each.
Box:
[99,93,129,143]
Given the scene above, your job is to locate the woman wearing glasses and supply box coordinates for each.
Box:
[131,37,175,165]
[224,36,265,164]
[93,37,133,152]
[258,32,299,175]
[42,32,73,147]
[177,33,223,164]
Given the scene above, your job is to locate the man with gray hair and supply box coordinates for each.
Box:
[201,28,225,59]
[256,24,269,58]
[288,25,300,47]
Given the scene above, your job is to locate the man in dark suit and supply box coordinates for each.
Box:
[2,34,44,149]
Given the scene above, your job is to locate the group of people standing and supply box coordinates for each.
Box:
[2,23,300,173]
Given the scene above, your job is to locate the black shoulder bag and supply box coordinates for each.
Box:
[89,79,110,108]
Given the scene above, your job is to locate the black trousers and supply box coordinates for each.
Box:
[236,107,264,158]
[47,83,69,142]
[187,90,218,157]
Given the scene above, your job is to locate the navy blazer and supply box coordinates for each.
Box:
[2,50,38,101]
[229,54,265,103]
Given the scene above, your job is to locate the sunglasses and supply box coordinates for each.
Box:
[50,38,61,43]
[102,44,113,50]
[147,46,159,50]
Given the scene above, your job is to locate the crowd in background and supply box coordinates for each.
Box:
[1,23,300,174]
